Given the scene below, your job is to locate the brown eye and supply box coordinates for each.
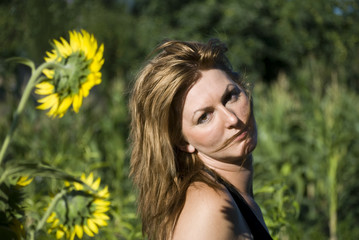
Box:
[197,112,212,124]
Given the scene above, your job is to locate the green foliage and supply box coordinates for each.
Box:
[253,60,359,239]
[254,180,299,239]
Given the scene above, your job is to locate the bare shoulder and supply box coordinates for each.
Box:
[172,182,252,240]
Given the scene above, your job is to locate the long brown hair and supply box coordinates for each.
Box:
[129,39,245,239]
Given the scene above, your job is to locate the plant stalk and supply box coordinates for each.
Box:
[328,152,339,240]
[29,189,67,240]
[0,61,62,166]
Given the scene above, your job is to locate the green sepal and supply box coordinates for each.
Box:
[6,57,36,73]
[54,190,94,224]
[36,76,51,84]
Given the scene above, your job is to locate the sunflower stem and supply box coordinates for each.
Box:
[0,61,64,166]
[34,189,67,236]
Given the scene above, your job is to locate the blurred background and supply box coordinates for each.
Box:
[0,0,358,239]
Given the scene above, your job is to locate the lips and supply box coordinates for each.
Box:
[229,127,250,144]
[234,129,248,142]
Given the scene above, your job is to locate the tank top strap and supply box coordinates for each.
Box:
[203,168,273,240]
[223,182,273,240]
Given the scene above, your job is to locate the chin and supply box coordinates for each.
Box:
[244,132,257,156]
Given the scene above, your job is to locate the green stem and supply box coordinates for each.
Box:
[328,152,339,240]
[0,61,62,166]
[29,189,67,240]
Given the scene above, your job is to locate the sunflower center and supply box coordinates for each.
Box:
[53,52,91,99]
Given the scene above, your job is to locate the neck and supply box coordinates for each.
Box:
[200,154,254,197]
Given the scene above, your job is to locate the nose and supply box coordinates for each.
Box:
[220,106,239,128]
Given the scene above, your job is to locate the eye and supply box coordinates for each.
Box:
[197,112,212,124]
[224,88,240,104]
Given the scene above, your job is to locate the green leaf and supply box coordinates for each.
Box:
[255,185,275,194]
[1,162,81,184]
[6,57,36,73]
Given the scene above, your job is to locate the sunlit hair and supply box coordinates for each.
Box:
[129,39,252,239]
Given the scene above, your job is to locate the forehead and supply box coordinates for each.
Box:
[182,69,234,116]
[185,69,233,102]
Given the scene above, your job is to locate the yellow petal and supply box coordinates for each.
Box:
[92,218,108,227]
[95,44,104,63]
[94,72,102,85]
[47,212,57,223]
[83,225,94,237]
[74,182,84,191]
[81,173,89,182]
[37,95,59,116]
[37,100,52,110]
[93,212,110,220]
[51,218,59,228]
[45,50,57,61]
[54,39,70,58]
[56,229,65,239]
[69,31,80,52]
[70,231,76,240]
[36,81,54,90]
[86,39,97,60]
[47,99,60,117]
[94,206,110,213]
[16,176,33,186]
[80,80,94,98]
[72,91,83,113]
[43,69,55,79]
[87,71,101,85]
[37,93,57,104]
[91,177,101,191]
[57,96,73,115]
[74,224,83,239]
[88,36,97,60]
[87,219,99,234]
[60,37,73,56]
[90,60,102,73]
[35,82,54,95]
[94,199,111,207]
[80,31,90,58]
[98,186,110,198]
[86,172,94,186]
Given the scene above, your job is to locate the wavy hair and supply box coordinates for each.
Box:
[129,39,246,239]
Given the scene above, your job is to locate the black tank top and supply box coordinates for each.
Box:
[218,177,273,240]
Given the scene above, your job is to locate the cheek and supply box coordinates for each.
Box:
[237,100,251,122]
[184,125,223,150]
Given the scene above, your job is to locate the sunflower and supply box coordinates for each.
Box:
[46,172,110,239]
[35,30,104,118]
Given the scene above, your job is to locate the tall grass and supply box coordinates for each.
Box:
[254,58,359,239]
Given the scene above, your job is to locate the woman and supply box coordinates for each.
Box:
[129,39,272,240]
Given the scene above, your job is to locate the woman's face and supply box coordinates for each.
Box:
[181,69,257,164]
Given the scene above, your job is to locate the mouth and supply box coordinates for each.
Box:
[233,129,248,142]
[232,127,249,142]
[213,128,249,152]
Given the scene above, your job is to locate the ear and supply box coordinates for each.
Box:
[178,143,196,153]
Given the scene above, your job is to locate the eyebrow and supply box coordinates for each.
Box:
[192,83,237,120]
